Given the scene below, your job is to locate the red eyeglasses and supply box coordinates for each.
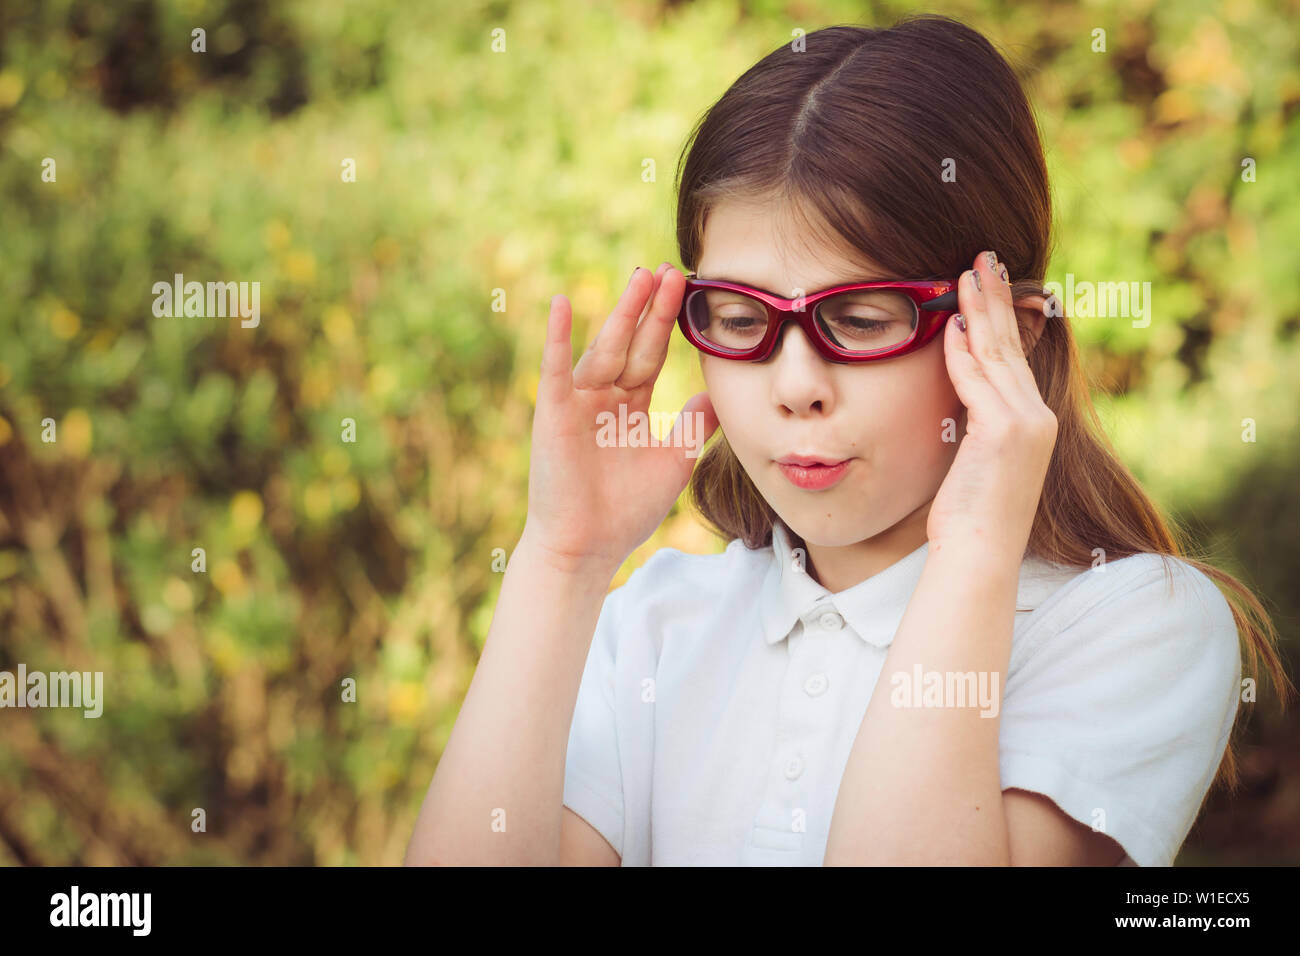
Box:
[676,274,960,363]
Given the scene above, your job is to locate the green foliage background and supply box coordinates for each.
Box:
[0,0,1296,864]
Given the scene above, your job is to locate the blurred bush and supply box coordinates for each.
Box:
[0,0,1295,864]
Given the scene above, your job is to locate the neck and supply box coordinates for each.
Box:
[793,499,931,594]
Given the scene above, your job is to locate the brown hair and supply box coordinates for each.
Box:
[672,14,1294,797]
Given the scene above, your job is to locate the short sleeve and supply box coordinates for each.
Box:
[998,555,1242,866]
[562,574,630,859]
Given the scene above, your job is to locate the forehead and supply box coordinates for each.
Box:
[696,198,888,292]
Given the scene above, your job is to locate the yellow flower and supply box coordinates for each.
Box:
[298,364,332,409]
[62,409,92,458]
[304,480,332,521]
[323,305,354,346]
[0,71,24,109]
[321,446,350,476]
[231,490,264,532]
[283,249,316,283]
[208,626,244,675]
[49,307,80,340]
[387,681,425,724]
[212,560,247,597]
[334,476,360,512]
[163,576,195,613]
[367,364,397,401]
[264,219,291,251]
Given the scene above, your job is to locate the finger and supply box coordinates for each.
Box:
[986,266,1060,410]
[636,261,672,321]
[979,251,1027,362]
[539,294,575,402]
[959,262,1042,409]
[943,310,1007,416]
[572,267,655,390]
[976,254,1049,408]
[618,264,683,390]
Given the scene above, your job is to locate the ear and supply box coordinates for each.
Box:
[1011,291,1058,356]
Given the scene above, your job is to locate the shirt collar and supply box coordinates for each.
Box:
[759,518,931,649]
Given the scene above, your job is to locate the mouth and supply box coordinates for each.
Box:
[775,454,850,467]
[774,455,853,490]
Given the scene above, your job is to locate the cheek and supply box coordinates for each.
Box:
[700,359,750,438]
[918,339,962,419]
[869,345,962,471]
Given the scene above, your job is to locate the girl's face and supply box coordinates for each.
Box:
[697,198,964,577]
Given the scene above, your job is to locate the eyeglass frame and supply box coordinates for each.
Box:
[676,273,962,364]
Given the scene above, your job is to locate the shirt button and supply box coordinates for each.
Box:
[783,756,804,780]
[818,610,844,631]
[803,673,828,696]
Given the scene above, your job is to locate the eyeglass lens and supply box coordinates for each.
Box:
[683,287,919,354]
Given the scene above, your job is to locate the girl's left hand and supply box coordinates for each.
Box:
[926,250,1058,558]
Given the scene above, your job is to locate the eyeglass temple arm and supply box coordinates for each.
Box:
[920,289,959,311]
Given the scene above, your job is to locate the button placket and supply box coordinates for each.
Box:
[784,618,827,792]
[803,672,828,696]
[754,602,839,853]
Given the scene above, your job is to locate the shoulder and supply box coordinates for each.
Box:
[612,536,770,605]
[1015,551,1240,680]
[593,537,771,650]
[1057,552,1236,635]
[592,538,769,665]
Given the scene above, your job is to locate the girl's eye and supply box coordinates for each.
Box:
[718,313,762,331]
[683,289,770,349]
[818,315,899,347]
[836,314,893,332]
[816,292,918,349]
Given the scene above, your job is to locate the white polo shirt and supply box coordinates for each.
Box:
[563,518,1242,866]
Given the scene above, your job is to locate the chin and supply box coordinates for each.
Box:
[774,475,932,546]
[773,501,888,549]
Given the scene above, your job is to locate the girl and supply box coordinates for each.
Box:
[406,14,1292,866]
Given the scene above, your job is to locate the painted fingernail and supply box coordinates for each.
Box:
[986,251,998,270]
[971,269,982,291]
[999,264,1010,284]
[954,313,967,333]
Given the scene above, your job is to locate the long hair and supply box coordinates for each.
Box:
[673,14,1294,797]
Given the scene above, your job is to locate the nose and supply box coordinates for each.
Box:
[768,320,835,417]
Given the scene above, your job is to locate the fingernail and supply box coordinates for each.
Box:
[971,269,982,292]
[999,264,1010,284]
[954,313,967,333]
[986,251,998,270]
[629,267,641,285]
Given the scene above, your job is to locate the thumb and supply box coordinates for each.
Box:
[664,390,719,464]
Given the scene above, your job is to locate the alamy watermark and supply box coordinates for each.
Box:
[0,664,103,717]
[152,273,260,328]
[595,404,708,458]
[50,885,150,935]
[889,664,1000,718]
[1043,273,1152,328]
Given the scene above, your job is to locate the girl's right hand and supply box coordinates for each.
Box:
[521,263,719,574]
